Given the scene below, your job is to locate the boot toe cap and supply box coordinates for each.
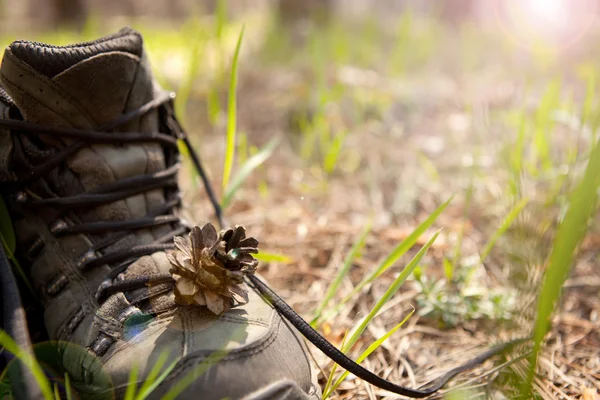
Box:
[99,289,320,400]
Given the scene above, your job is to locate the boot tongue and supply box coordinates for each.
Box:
[0,27,151,128]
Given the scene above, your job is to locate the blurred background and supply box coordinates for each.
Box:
[1,1,600,399]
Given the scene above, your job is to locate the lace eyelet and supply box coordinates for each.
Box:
[95,278,113,302]
[89,333,113,357]
[15,191,27,203]
[49,219,68,235]
[76,249,98,270]
[117,305,140,323]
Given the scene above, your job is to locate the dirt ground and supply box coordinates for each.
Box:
[178,17,600,399]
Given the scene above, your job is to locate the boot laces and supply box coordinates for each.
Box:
[0,91,220,306]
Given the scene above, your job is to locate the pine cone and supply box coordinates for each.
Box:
[167,223,259,315]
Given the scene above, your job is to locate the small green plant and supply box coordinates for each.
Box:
[311,218,373,326]
[415,195,527,327]
[323,231,439,398]
[316,197,453,325]
[323,309,414,398]
[221,137,280,209]
[414,261,517,327]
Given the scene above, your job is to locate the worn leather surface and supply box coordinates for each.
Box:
[0,28,321,400]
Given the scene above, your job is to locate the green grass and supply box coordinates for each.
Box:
[323,232,439,397]
[480,197,529,263]
[522,134,600,395]
[221,137,280,209]
[221,26,245,192]
[324,309,415,398]
[316,197,452,325]
[311,218,373,326]
[0,329,53,400]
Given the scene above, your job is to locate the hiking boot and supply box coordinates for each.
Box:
[0,28,320,400]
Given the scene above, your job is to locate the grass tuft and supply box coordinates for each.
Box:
[480,197,529,263]
[221,137,279,209]
[522,137,600,394]
[324,309,415,398]
[319,197,452,322]
[222,25,245,192]
[312,218,373,327]
[0,329,54,400]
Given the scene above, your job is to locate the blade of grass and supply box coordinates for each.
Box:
[161,324,245,400]
[443,257,454,282]
[221,136,279,209]
[64,373,72,400]
[320,197,452,322]
[416,150,440,182]
[53,383,60,400]
[453,175,474,266]
[532,78,561,173]
[160,353,225,400]
[135,356,180,400]
[134,350,177,400]
[254,251,294,264]
[509,110,527,197]
[0,329,53,400]
[341,231,439,352]
[480,196,529,263]
[323,130,348,174]
[312,218,373,326]
[222,26,245,192]
[0,197,33,296]
[123,362,139,400]
[322,329,349,399]
[324,309,415,398]
[237,130,249,165]
[372,200,450,281]
[522,139,600,394]
[214,0,227,41]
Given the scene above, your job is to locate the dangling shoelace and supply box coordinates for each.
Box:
[0,90,526,398]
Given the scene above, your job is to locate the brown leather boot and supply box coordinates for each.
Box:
[0,28,320,400]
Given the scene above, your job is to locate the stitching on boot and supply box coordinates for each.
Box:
[2,51,99,125]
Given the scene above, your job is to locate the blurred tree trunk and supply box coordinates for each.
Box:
[277,0,332,27]
[51,0,85,29]
[440,0,475,25]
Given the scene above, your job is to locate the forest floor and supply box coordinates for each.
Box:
[174,12,600,400]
